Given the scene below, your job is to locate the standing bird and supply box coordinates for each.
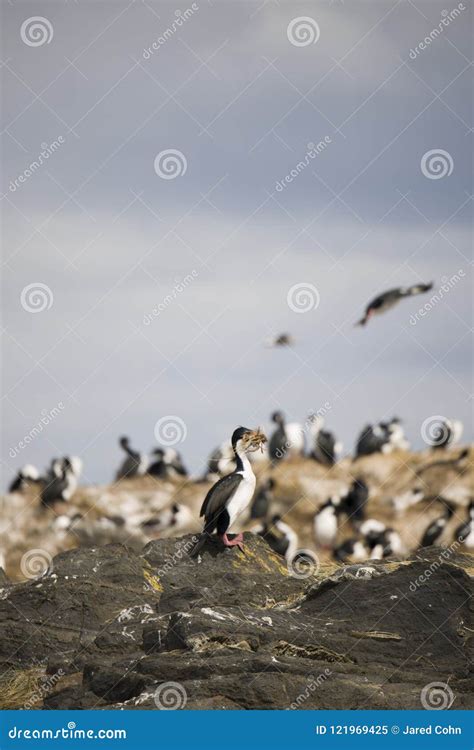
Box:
[308,416,342,466]
[313,498,340,550]
[455,501,474,549]
[268,411,304,462]
[41,458,77,507]
[250,477,275,520]
[255,514,298,561]
[192,427,267,553]
[340,478,369,526]
[115,436,147,480]
[356,282,433,326]
[148,448,187,479]
[419,504,454,548]
[354,424,389,458]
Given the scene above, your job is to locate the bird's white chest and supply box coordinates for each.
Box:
[314,507,338,545]
[227,470,256,528]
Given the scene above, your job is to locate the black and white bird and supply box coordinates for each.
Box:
[204,440,236,480]
[192,427,267,553]
[391,486,424,514]
[354,424,389,458]
[308,415,342,466]
[455,501,474,549]
[8,464,41,493]
[313,498,340,550]
[340,478,369,525]
[333,538,369,563]
[141,503,193,536]
[41,458,78,507]
[367,528,403,559]
[250,477,275,520]
[268,411,304,462]
[115,436,148,480]
[147,448,187,479]
[356,282,433,326]
[419,504,454,548]
[254,514,298,561]
[382,418,410,452]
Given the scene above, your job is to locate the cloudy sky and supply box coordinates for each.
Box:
[1,0,472,485]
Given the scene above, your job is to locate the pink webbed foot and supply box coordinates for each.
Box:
[220,533,244,551]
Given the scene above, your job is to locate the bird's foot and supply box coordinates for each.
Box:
[220,533,244,551]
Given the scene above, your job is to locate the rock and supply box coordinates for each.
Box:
[0,534,472,710]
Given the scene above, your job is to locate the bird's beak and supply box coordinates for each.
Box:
[249,428,267,452]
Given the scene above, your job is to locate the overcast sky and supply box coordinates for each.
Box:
[1,0,472,485]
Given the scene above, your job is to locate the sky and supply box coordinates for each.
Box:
[1,0,472,486]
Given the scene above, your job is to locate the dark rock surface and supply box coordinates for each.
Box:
[0,535,472,710]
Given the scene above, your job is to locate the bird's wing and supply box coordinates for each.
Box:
[200,473,243,519]
[404,282,433,296]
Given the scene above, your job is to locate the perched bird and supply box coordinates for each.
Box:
[356,282,433,326]
[367,528,403,559]
[455,501,474,549]
[333,538,369,563]
[313,498,340,550]
[115,436,147,480]
[308,416,342,466]
[141,503,193,536]
[340,478,369,524]
[148,448,187,479]
[419,504,454,548]
[255,514,298,561]
[382,418,410,452]
[265,333,294,348]
[8,464,41,493]
[46,456,82,500]
[354,424,389,458]
[41,458,77,507]
[268,411,304,462]
[250,477,275,520]
[192,427,267,553]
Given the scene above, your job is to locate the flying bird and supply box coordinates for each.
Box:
[356,283,433,326]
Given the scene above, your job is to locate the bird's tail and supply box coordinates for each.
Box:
[189,531,212,558]
[355,314,368,327]
[405,282,433,297]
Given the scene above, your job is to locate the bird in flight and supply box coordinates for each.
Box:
[356,283,433,326]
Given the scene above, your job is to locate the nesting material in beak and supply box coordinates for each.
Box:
[249,428,267,452]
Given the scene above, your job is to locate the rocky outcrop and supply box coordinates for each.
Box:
[0,535,472,710]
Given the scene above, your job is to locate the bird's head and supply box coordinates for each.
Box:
[231,426,267,454]
[119,436,130,449]
[271,410,284,425]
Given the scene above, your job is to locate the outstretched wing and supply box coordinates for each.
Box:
[200,473,243,520]
[405,282,433,297]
